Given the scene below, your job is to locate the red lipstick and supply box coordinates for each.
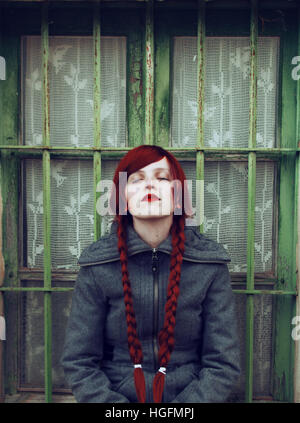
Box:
[142,194,160,202]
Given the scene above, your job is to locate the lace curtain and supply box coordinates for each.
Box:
[181,161,275,274]
[172,36,278,273]
[23,36,126,148]
[172,37,279,148]
[23,36,126,269]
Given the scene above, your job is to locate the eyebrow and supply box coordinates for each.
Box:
[133,168,170,175]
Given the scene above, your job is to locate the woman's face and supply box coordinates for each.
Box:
[125,157,174,218]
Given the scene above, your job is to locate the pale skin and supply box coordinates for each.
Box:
[125,157,174,248]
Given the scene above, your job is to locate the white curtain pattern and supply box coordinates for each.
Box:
[171,37,277,274]
[23,36,126,148]
[180,161,275,274]
[172,37,279,148]
[23,36,126,269]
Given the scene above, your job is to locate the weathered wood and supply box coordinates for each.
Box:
[93,2,102,239]
[196,0,205,235]
[41,4,52,403]
[245,0,258,403]
[197,0,205,150]
[0,12,20,394]
[144,0,154,145]
[0,181,5,403]
[294,6,300,403]
[154,19,170,147]
[273,10,298,402]
[127,21,144,147]
[1,145,297,153]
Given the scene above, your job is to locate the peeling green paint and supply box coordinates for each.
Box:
[273,9,298,402]
[144,0,154,145]
[0,24,20,395]
[155,20,170,147]
[128,26,144,147]
[93,2,102,240]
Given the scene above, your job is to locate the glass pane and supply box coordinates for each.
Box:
[171,37,279,148]
[180,161,275,273]
[20,281,73,390]
[22,36,126,148]
[20,286,44,388]
[50,159,94,269]
[25,160,44,268]
[25,159,94,270]
[231,290,273,400]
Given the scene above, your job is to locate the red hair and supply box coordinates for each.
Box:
[110,145,193,403]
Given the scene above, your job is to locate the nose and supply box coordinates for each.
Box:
[145,178,156,190]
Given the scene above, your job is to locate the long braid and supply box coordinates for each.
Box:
[117,215,146,403]
[152,216,185,403]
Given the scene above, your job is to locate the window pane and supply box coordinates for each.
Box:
[20,281,73,390]
[172,37,279,148]
[23,36,126,148]
[20,287,44,388]
[231,291,273,399]
[50,159,94,269]
[180,161,275,273]
[25,160,44,268]
[25,159,94,269]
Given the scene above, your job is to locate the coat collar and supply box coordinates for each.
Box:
[78,220,231,266]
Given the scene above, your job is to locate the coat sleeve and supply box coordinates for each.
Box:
[171,263,241,403]
[61,265,130,403]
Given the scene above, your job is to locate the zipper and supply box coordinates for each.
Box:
[152,247,159,370]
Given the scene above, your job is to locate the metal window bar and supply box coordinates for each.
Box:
[0,0,298,403]
[197,0,205,235]
[93,1,102,241]
[244,0,258,403]
[41,3,52,403]
[145,0,154,145]
[0,146,299,155]
[294,5,300,403]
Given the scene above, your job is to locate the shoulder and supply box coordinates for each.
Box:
[183,225,231,263]
[77,228,119,266]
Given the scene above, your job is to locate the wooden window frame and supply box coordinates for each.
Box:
[0,0,298,403]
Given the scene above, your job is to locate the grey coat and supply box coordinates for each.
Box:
[61,221,240,403]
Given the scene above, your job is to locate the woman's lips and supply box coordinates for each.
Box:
[142,194,160,202]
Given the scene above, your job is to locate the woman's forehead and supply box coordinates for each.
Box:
[134,157,170,174]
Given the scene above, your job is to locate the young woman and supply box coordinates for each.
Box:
[61,145,240,403]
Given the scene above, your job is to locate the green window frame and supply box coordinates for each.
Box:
[0,0,298,403]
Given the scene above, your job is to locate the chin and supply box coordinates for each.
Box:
[131,212,173,219]
[128,203,174,219]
